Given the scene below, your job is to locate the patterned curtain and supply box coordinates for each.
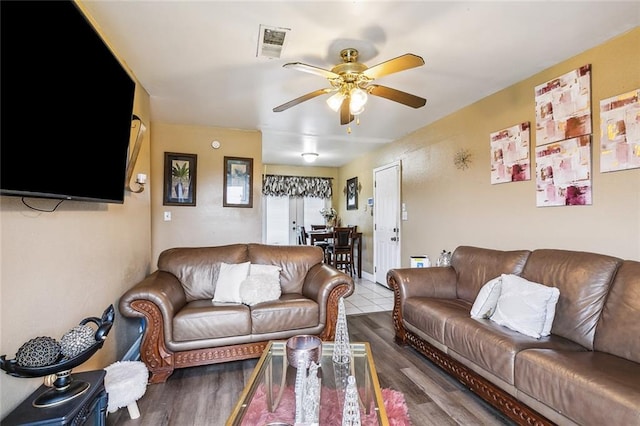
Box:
[262,175,333,199]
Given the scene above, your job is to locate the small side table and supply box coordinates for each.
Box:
[1,370,108,426]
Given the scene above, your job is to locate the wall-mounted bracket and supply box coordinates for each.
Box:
[125,115,147,193]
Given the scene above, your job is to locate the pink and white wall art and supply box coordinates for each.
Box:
[490,122,531,184]
[599,88,640,173]
[535,135,592,207]
[535,65,592,146]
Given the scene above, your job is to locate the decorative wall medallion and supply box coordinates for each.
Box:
[454,148,472,170]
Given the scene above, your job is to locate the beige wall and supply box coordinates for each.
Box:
[345,28,640,269]
[0,85,152,415]
[0,2,153,415]
[150,123,263,263]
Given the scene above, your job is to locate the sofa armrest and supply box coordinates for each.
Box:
[302,263,354,340]
[387,267,458,345]
[119,270,187,334]
[387,267,458,302]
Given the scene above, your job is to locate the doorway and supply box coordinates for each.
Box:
[373,161,401,287]
[264,196,326,245]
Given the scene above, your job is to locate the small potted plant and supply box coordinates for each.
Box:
[320,207,338,229]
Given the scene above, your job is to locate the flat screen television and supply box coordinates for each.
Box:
[1,0,136,204]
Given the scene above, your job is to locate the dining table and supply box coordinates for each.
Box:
[307,229,362,278]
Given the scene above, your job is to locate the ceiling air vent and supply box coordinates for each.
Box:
[257,24,290,58]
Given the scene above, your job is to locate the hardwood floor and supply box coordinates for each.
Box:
[106,311,515,425]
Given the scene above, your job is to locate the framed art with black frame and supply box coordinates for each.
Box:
[163,152,197,206]
[223,156,253,208]
[347,176,358,210]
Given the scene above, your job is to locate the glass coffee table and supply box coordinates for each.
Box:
[227,341,389,425]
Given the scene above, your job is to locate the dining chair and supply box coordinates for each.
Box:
[327,227,355,276]
[309,224,330,261]
[297,226,308,245]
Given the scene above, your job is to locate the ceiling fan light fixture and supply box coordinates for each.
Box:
[301,152,319,163]
[326,92,344,112]
[349,87,368,114]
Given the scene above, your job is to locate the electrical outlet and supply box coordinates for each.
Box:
[164,211,171,221]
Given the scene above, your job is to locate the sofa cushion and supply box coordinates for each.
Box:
[470,276,502,319]
[404,297,472,344]
[250,293,319,334]
[158,244,249,302]
[490,274,559,338]
[248,244,323,294]
[594,260,640,363]
[240,274,282,306]
[520,249,622,349]
[212,261,250,303]
[172,300,251,341]
[515,349,640,425]
[444,316,585,384]
[451,246,530,303]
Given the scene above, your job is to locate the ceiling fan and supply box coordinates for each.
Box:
[273,48,427,126]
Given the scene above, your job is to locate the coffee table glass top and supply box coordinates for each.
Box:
[227,341,388,425]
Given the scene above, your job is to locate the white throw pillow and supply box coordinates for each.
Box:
[470,276,502,319]
[212,261,250,303]
[249,263,281,280]
[239,274,282,306]
[490,274,560,339]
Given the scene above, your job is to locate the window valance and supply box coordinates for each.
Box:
[262,175,333,199]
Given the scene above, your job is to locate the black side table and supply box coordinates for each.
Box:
[1,370,107,426]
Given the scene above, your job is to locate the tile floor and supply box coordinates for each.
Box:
[343,277,395,315]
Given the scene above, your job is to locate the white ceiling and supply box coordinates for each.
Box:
[82,1,640,167]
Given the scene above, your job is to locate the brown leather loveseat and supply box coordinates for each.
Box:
[120,243,354,383]
[388,245,640,425]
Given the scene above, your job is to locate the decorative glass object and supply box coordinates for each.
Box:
[332,297,352,365]
[436,250,452,267]
[294,359,321,425]
[341,375,361,426]
[286,335,321,369]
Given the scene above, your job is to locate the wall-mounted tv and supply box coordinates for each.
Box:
[1,0,136,204]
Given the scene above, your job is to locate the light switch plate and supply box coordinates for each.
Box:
[164,211,171,221]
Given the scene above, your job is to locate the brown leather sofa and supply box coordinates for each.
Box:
[388,246,640,426]
[120,243,354,383]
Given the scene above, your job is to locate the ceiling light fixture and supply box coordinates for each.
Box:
[301,152,319,163]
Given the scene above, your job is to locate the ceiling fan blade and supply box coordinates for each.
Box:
[340,96,354,125]
[362,54,425,80]
[273,88,333,112]
[283,62,341,80]
[368,85,426,109]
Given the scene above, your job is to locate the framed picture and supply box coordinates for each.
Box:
[224,156,253,208]
[163,152,197,206]
[346,176,358,210]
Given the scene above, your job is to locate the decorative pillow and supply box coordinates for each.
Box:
[249,263,281,280]
[470,276,502,319]
[239,274,282,306]
[212,261,250,303]
[490,274,560,338]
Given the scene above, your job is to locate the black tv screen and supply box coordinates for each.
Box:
[1,0,136,204]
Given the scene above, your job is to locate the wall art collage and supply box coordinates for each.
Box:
[489,64,639,208]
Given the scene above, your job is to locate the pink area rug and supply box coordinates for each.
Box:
[241,385,411,425]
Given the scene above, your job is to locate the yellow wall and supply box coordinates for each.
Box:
[345,28,640,269]
[150,123,263,263]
